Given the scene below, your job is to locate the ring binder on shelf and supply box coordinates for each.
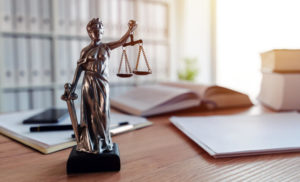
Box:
[1,0,14,31]
[16,37,30,86]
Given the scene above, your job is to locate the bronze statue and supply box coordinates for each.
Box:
[62,18,137,154]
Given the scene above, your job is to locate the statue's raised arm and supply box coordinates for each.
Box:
[107,20,137,50]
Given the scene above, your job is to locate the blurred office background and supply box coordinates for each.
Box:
[1,0,300,112]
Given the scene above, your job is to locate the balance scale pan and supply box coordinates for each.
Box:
[117,73,133,78]
[133,70,152,75]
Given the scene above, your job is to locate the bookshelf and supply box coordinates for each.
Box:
[0,0,170,112]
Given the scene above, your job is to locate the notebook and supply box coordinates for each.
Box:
[0,109,152,154]
[111,82,252,116]
[170,112,300,158]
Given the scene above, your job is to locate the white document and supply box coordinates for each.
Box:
[29,38,42,84]
[40,0,51,32]
[1,0,14,31]
[2,36,16,87]
[28,0,40,32]
[170,112,300,158]
[0,109,74,147]
[14,0,28,31]
[0,110,151,152]
[16,37,30,86]
[41,38,52,84]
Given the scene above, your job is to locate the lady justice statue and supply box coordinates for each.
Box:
[62,18,137,173]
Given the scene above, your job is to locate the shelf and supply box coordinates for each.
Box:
[0,0,170,112]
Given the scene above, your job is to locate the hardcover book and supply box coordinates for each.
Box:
[260,49,300,73]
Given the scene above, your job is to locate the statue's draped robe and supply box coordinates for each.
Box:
[77,43,113,154]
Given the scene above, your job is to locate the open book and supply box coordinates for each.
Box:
[111,82,252,116]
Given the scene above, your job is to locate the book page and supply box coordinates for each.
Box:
[111,85,199,112]
[161,82,208,98]
[170,112,300,158]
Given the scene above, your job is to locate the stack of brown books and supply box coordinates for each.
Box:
[258,49,300,110]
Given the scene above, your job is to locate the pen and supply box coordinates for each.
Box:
[71,121,132,138]
[30,124,73,132]
[110,121,130,129]
[30,121,130,132]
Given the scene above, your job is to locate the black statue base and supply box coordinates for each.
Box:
[67,143,120,174]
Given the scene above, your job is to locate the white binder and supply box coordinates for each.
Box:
[77,39,89,84]
[110,0,119,37]
[2,36,16,87]
[56,39,69,83]
[120,0,132,31]
[108,48,121,84]
[156,4,167,41]
[14,0,28,31]
[16,37,30,86]
[137,1,147,38]
[32,89,52,109]
[67,0,79,34]
[41,38,52,84]
[89,0,97,20]
[156,44,168,80]
[43,89,53,108]
[78,0,89,35]
[2,91,17,112]
[28,0,40,32]
[98,0,109,24]
[56,0,66,33]
[56,88,67,108]
[40,0,52,32]
[17,90,30,111]
[69,39,79,81]
[29,38,42,85]
[0,0,14,31]
[32,90,44,109]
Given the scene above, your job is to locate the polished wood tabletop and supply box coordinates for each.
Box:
[1,106,300,181]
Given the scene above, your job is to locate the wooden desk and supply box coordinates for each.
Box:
[1,106,300,181]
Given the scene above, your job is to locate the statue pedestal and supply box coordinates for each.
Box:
[67,143,120,174]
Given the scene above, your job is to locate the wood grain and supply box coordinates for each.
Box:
[1,106,300,181]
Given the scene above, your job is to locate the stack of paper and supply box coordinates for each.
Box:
[170,112,300,158]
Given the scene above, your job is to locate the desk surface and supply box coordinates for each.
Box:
[1,106,300,181]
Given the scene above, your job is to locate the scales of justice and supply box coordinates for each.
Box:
[61,18,151,173]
